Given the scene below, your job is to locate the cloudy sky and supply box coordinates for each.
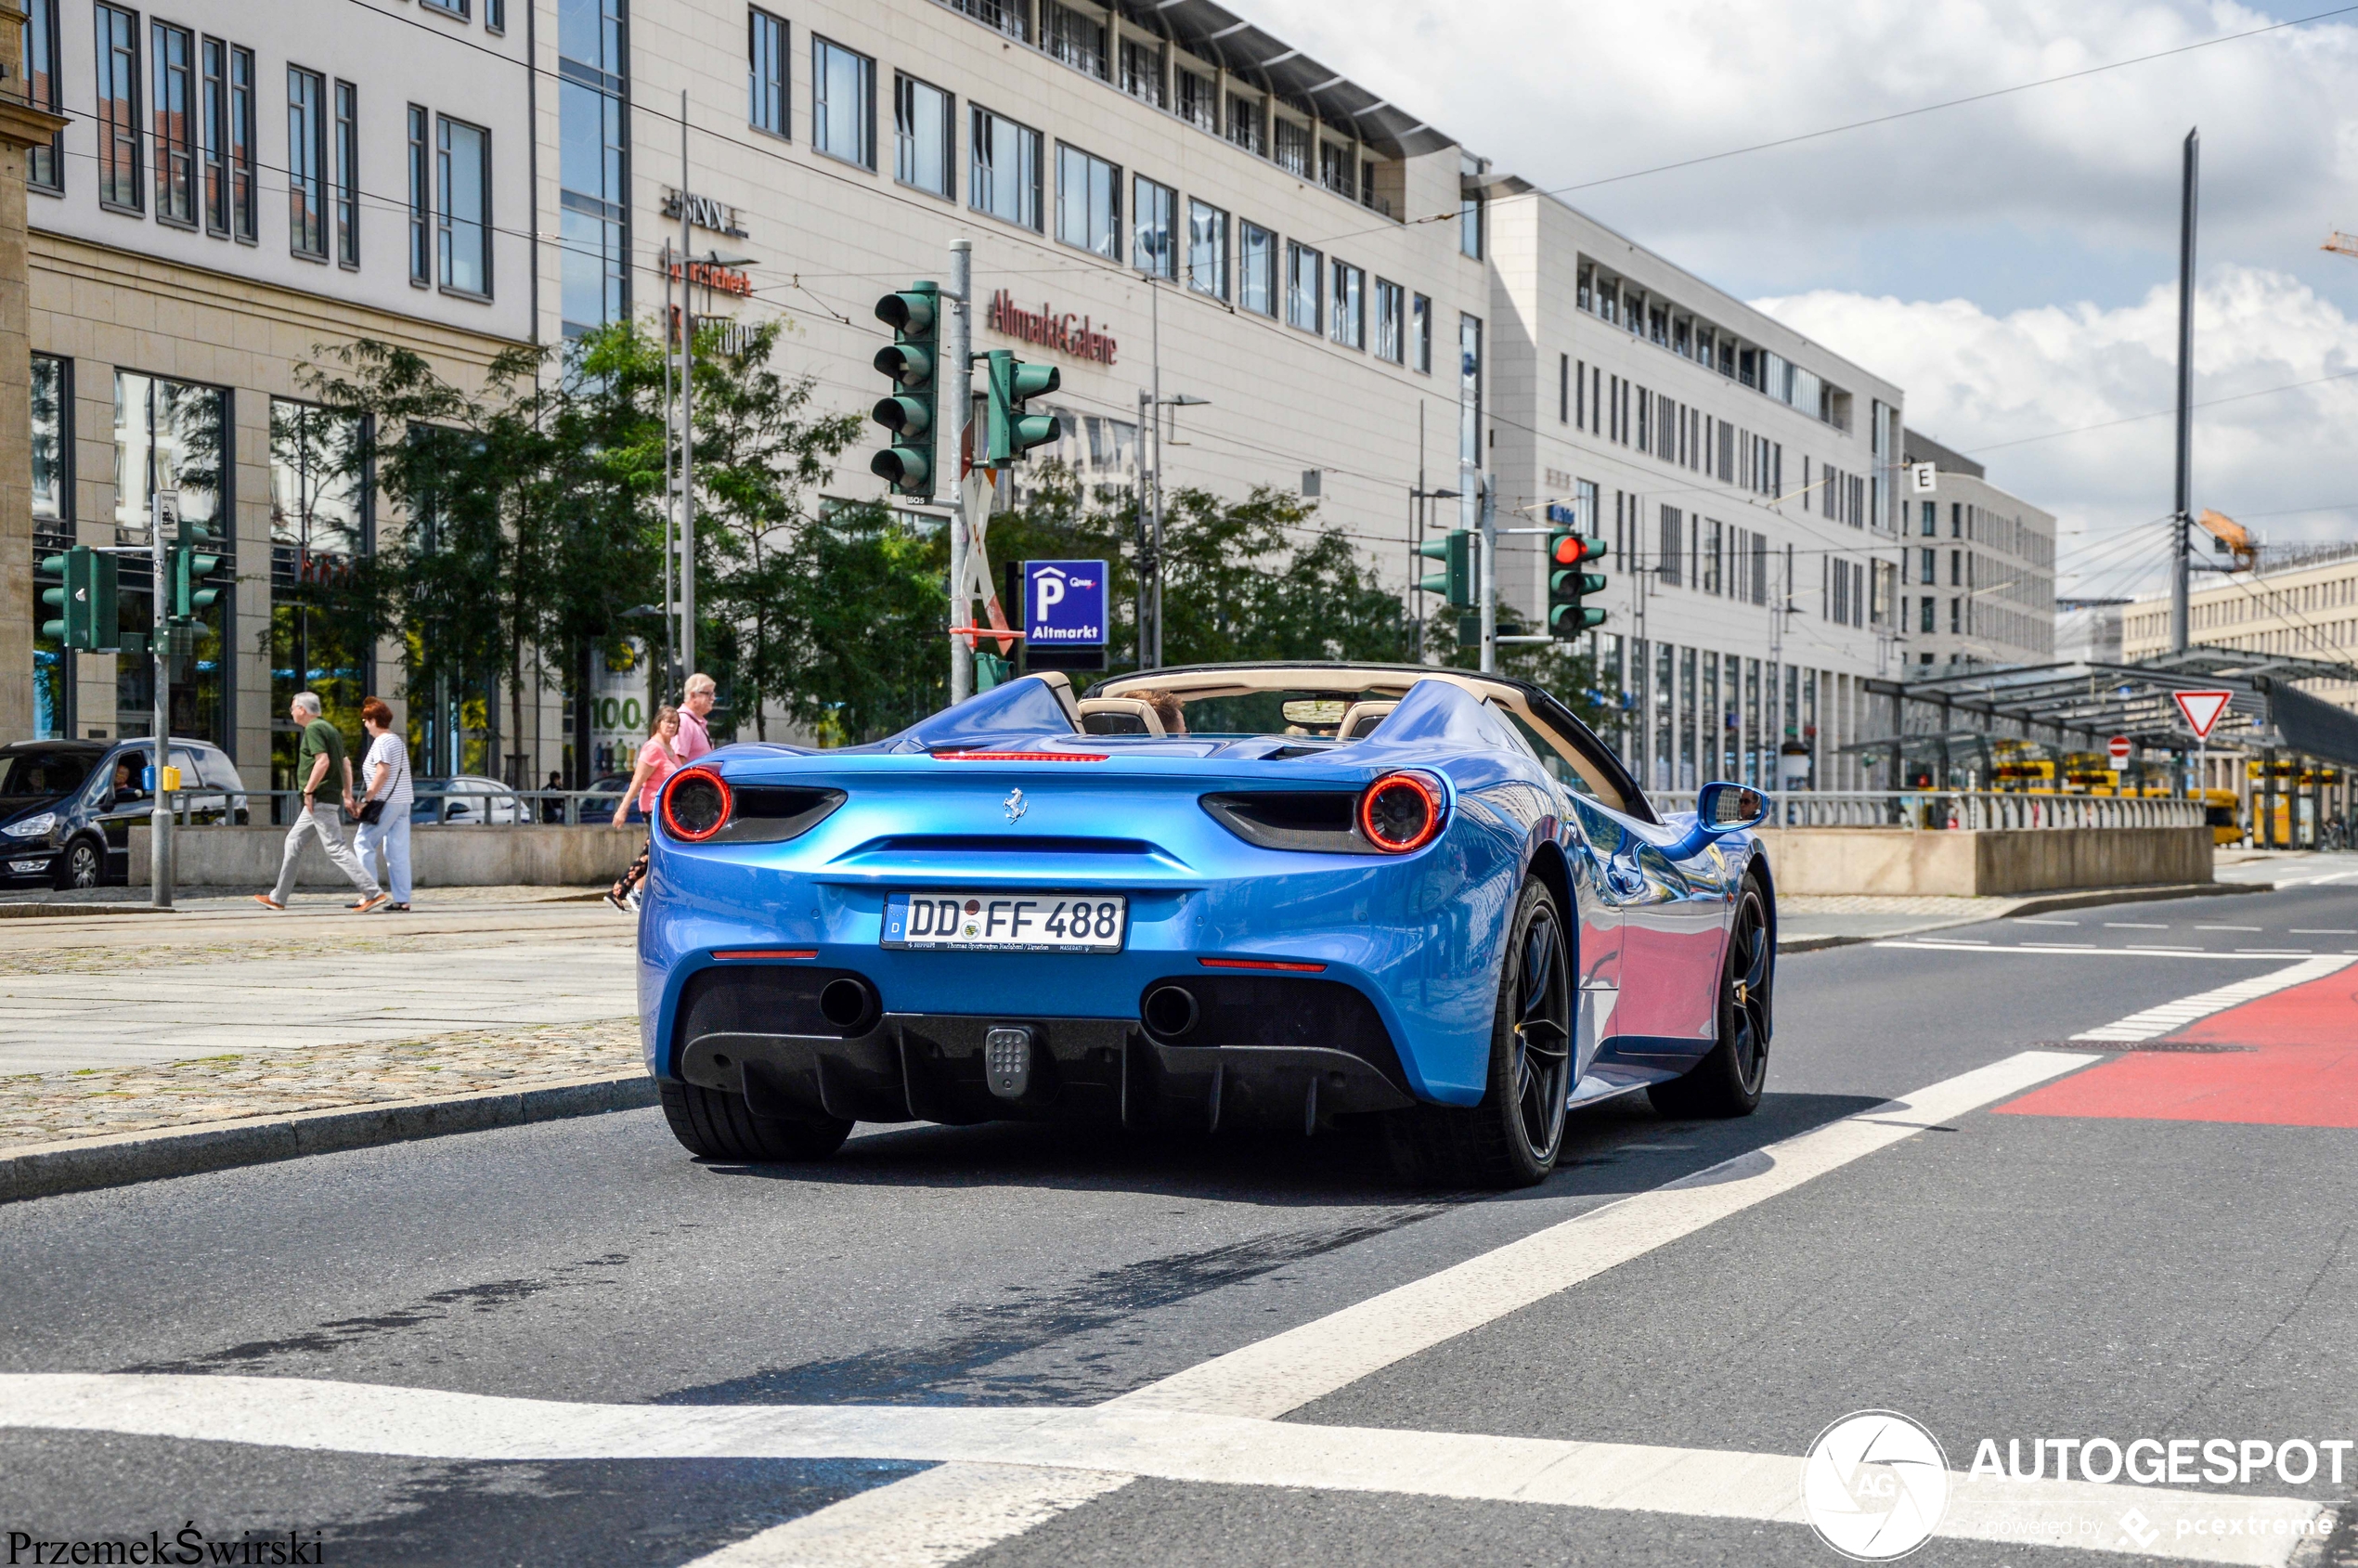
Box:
[1250,0,2358,600]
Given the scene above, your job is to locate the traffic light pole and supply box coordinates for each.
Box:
[677,90,698,680]
[149,492,172,911]
[1477,476,1497,673]
[946,239,974,704]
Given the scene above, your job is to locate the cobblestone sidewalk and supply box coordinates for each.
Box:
[0,1016,641,1151]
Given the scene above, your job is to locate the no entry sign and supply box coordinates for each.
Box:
[2107,735,2131,769]
[2172,690,2234,741]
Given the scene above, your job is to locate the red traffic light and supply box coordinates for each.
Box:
[1551,533,1591,566]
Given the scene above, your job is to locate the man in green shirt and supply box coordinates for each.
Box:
[254,692,386,912]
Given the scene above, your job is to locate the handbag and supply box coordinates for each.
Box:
[357,798,385,825]
[356,736,404,825]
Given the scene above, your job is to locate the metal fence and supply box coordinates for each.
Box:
[164,787,642,829]
[1652,790,2205,830]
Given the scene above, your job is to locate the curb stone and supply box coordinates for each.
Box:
[0,1070,655,1204]
[1778,879,2274,954]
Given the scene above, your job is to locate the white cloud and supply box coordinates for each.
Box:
[1754,266,2358,596]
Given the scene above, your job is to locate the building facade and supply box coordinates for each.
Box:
[1487,192,1907,791]
[1897,431,2055,672]
[21,0,532,791]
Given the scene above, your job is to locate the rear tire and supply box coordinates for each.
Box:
[659,1080,852,1162]
[1388,877,1574,1189]
[1647,875,1771,1119]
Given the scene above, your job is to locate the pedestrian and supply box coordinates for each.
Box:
[541,770,565,824]
[254,693,386,913]
[607,705,682,912]
[346,697,415,913]
[677,672,718,763]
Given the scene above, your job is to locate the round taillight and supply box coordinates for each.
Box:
[661,770,732,842]
[1359,771,1444,853]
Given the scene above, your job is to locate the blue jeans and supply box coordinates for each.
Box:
[356,810,412,904]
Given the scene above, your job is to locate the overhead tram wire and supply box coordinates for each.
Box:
[1294,3,2358,253]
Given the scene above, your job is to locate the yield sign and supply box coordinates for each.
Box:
[2173,690,2234,740]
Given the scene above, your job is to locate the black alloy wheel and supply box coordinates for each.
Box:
[1389,876,1574,1188]
[1649,876,1771,1119]
[56,837,101,891]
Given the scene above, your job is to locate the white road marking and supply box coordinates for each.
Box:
[2021,942,2098,950]
[2013,917,2081,926]
[2235,949,2312,956]
[2290,928,2357,935]
[2196,926,2264,932]
[1876,941,2288,960]
[2105,923,2170,929]
[0,1374,2323,1567]
[2069,956,2355,1043]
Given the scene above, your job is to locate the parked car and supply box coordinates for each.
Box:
[0,737,249,888]
[580,773,637,823]
[410,775,527,825]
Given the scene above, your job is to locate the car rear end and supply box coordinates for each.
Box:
[639,741,1517,1137]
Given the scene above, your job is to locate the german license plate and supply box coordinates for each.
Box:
[882,892,1128,952]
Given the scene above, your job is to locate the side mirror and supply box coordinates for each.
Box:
[1697,781,1770,834]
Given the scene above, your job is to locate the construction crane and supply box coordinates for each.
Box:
[2326,231,2358,258]
[2196,507,2259,570]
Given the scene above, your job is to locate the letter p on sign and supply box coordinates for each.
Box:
[1034,569,1066,620]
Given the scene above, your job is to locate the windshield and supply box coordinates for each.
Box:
[1124,687,1403,740]
[0,750,95,799]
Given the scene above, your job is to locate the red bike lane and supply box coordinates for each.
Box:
[1995,959,2358,1128]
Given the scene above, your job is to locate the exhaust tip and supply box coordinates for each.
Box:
[1142,984,1199,1039]
[819,976,878,1032]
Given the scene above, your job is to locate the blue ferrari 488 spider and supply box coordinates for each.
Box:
[639,662,1774,1187]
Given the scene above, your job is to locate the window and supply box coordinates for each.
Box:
[1328,260,1364,349]
[1319,142,1354,199]
[96,5,141,211]
[1411,293,1432,373]
[437,115,490,294]
[1225,95,1263,156]
[895,75,952,198]
[226,45,255,240]
[1460,192,1483,259]
[1133,175,1174,278]
[201,39,227,231]
[558,0,627,336]
[1274,117,1310,177]
[269,400,368,555]
[1043,2,1105,79]
[150,21,196,224]
[288,67,327,257]
[407,105,430,284]
[115,372,229,744]
[23,0,60,190]
[1119,37,1162,107]
[31,355,66,524]
[1056,144,1119,258]
[421,0,469,16]
[969,107,1041,230]
[948,0,1029,40]
[1286,241,1321,331]
[486,0,505,32]
[333,82,358,267]
[749,9,787,137]
[1239,221,1276,317]
[1176,71,1215,133]
[1374,279,1404,363]
[812,37,874,168]
[1187,200,1227,300]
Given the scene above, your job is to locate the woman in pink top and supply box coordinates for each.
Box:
[607,706,680,910]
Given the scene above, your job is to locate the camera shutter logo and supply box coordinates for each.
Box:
[1801,1410,1950,1561]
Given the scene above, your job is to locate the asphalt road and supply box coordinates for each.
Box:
[4,878,2357,1567]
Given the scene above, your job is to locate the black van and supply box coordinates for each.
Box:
[0,738,249,888]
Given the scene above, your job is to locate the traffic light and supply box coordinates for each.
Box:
[1415,529,1474,610]
[983,349,1060,464]
[39,546,119,652]
[1546,505,1608,638]
[171,512,223,624]
[870,281,939,499]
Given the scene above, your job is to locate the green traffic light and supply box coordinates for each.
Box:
[869,281,940,500]
[871,392,930,435]
[1415,530,1474,610]
[984,349,1061,464]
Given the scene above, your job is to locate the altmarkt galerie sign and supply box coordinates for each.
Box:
[986,291,1118,365]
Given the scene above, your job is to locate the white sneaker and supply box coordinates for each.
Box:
[625,888,643,913]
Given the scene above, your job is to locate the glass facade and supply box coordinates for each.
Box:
[269,401,371,796]
[559,0,628,338]
[114,372,230,746]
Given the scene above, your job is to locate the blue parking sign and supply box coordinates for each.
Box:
[1024,560,1107,648]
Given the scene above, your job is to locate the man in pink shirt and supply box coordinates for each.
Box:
[677,673,718,761]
